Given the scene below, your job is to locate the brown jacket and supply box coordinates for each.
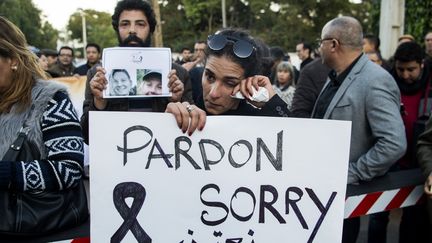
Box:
[48,62,75,77]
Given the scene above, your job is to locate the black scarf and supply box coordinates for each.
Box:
[393,63,430,95]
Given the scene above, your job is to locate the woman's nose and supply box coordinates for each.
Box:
[208,82,222,99]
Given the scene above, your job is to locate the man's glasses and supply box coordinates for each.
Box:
[207,34,256,58]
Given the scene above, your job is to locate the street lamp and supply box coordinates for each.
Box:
[221,0,226,28]
[78,8,87,59]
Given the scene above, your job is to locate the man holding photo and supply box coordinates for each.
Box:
[81,0,193,144]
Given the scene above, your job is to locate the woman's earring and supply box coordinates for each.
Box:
[11,66,17,70]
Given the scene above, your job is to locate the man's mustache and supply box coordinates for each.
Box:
[120,34,146,47]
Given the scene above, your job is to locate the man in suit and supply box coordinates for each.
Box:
[312,16,407,243]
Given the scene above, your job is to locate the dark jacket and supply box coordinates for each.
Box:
[74,62,100,76]
[300,57,313,70]
[290,58,330,118]
[417,115,432,223]
[80,62,193,144]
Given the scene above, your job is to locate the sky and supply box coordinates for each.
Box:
[33,0,119,30]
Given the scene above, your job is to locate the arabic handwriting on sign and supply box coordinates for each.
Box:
[179,229,256,243]
[179,229,197,243]
[111,182,152,243]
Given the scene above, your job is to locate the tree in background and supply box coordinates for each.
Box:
[0,0,57,49]
[67,9,117,50]
[160,0,377,53]
[405,0,432,45]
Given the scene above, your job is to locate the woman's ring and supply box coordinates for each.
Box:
[186,105,194,113]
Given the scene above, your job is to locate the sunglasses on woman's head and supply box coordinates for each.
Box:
[207,34,256,59]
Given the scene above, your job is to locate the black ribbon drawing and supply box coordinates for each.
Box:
[111,182,152,243]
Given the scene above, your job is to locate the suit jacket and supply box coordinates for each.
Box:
[312,54,407,184]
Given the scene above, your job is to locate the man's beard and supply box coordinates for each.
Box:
[118,33,151,47]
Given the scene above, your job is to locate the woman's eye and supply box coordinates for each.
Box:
[226,82,237,87]
[206,73,215,82]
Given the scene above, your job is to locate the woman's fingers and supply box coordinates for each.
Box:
[166,102,207,135]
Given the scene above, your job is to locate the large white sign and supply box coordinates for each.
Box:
[90,112,351,243]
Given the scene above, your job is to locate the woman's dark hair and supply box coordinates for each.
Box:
[206,28,264,78]
[111,0,157,34]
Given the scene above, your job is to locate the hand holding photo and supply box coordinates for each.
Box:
[102,47,171,98]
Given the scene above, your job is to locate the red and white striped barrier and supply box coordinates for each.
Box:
[344,184,425,218]
[53,237,90,243]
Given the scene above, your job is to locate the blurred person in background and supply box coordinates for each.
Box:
[176,47,192,65]
[398,34,415,45]
[296,41,313,69]
[41,48,58,69]
[425,32,432,65]
[273,61,296,109]
[365,51,383,66]
[48,46,75,77]
[74,43,101,76]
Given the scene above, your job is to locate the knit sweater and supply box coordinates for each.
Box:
[0,89,84,192]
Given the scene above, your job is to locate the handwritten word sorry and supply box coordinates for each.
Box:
[200,184,337,243]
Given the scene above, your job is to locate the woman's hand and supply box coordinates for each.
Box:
[168,69,184,102]
[165,102,206,136]
[90,66,108,110]
[233,75,276,108]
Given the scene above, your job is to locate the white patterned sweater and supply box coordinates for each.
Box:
[0,92,84,192]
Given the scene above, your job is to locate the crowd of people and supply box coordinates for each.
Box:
[1,0,432,242]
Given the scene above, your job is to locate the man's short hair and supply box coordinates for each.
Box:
[394,42,424,64]
[59,46,74,57]
[111,0,157,34]
[181,47,191,52]
[364,34,380,51]
[86,43,101,53]
[195,40,206,45]
[302,42,312,52]
[326,16,363,49]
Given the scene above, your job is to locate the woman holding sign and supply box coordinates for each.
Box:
[0,17,88,237]
[166,28,290,135]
